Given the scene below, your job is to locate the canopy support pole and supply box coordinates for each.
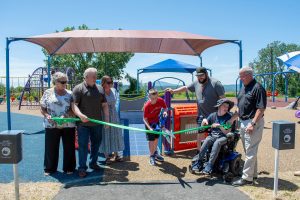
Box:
[6,38,12,130]
[137,69,142,93]
[229,40,243,90]
[198,55,203,67]
[47,56,52,88]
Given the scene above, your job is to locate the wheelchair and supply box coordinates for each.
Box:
[189,129,242,182]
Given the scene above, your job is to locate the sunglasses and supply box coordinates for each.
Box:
[106,81,113,84]
[149,92,158,95]
[58,80,67,84]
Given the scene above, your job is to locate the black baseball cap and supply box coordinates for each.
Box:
[196,67,208,76]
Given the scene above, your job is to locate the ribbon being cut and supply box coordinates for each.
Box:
[51,116,232,141]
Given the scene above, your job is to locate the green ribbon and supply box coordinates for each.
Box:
[51,117,231,135]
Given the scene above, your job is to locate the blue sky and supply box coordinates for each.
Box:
[0,0,299,86]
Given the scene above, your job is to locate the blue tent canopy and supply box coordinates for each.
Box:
[138,59,198,74]
[136,59,212,92]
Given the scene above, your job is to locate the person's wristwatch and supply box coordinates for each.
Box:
[250,121,256,127]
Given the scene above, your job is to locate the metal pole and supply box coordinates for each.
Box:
[272,74,276,102]
[13,164,20,200]
[147,81,152,90]
[47,56,51,88]
[238,41,243,89]
[163,91,172,152]
[6,38,12,130]
[273,149,279,198]
[198,55,203,67]
[104,53,107,75]
[285,75,288,102]
[137,70,139,93]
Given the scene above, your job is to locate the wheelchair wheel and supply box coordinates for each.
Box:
[230,154,242,176]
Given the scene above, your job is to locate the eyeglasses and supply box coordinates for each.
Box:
[58,80,67,84]
[106,81,113,84]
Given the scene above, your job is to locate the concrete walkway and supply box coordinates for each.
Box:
[54,179,250,200]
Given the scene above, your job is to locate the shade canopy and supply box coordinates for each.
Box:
[22,30,231,56]
[277,51,300,73]
[138,59,198,74]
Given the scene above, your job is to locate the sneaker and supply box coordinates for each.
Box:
[154,151,164,162]
[89,164,101,170]
[202,163,213,175]
[232,178,253,186]
[191,160,202,172]
[149,155,156,166]
[44,172,51,176]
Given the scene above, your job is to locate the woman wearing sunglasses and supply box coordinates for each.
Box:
[40,72,76,175]
[99,75,124,163]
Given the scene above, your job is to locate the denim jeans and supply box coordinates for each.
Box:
[77,125,102,171]
[198,135,227,165]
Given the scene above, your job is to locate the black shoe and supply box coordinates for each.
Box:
[89,164,101,170]
[232,178,253,186]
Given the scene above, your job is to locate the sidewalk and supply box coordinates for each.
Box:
[54,179,250,200]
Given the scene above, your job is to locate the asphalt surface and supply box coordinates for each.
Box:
[54,179,250,200]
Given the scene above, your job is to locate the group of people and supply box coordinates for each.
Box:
[40,68,124,178]
[40,65,279,185]
[164,66,267,186]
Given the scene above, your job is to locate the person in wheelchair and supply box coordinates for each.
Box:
[191,98,235,174]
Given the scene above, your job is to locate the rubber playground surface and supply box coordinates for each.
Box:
[0,101,300,199]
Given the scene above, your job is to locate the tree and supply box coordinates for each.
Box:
[249,41,300,97]
[124,73,139,94]
[43,25,134,81]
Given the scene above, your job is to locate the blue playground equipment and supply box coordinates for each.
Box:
[18,66,77,110]
[152,77,192,101]
[235,70,297,102]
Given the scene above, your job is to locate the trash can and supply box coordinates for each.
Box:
[272,120,295,150]
[0,130,23,164]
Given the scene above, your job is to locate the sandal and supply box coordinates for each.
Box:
[105,158,113,165]
[78,170,87,178]
[115,156,124,162]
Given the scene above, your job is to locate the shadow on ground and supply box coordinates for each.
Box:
[169,149,196,160]
[254,177,299,191]
[98,160,139,183]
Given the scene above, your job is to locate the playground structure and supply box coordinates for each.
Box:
[16,66,76,110]
[235,70,298,102]
[152,77,192,101]
[0,76,28,105]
